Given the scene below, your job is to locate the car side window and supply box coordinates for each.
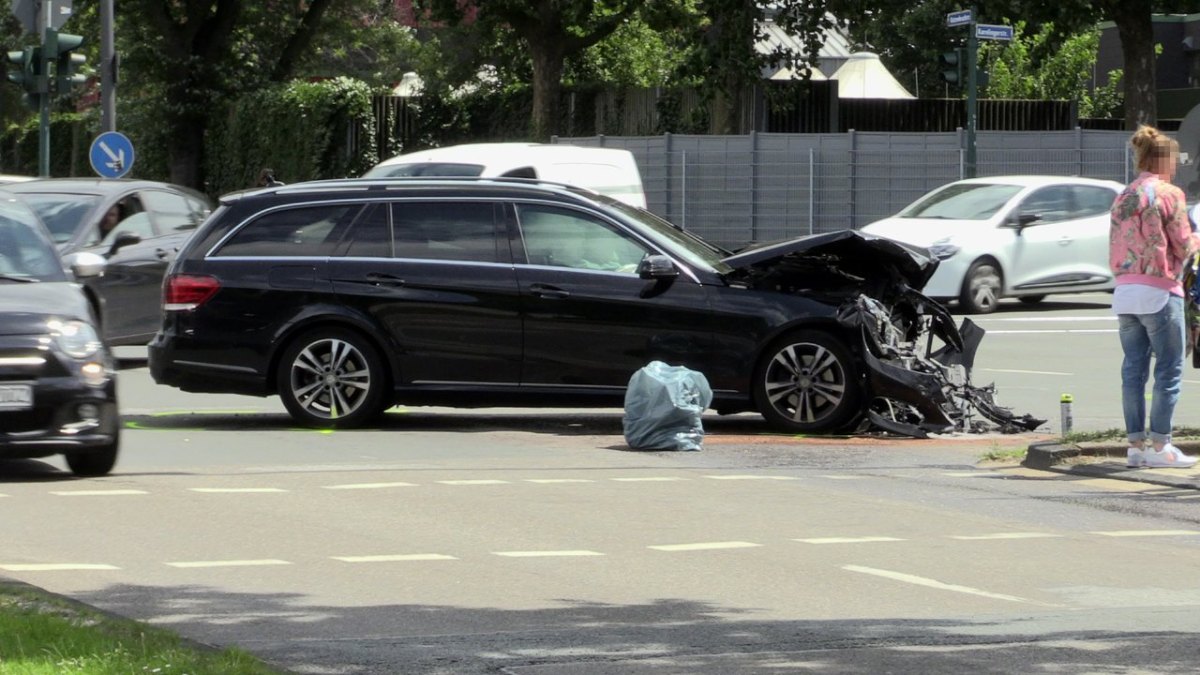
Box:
[90,195,147,246]
[389,201,501,263]
[342,203,391,258]
[1017,187,1075,224]
[141,190,203,233]
[1071,186,1118,218]
[516,204,649,274]
[216,204,361,257]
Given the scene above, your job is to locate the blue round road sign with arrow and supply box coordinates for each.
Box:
[90,131,135,178]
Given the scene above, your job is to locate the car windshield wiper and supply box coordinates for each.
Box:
[0,274,38,283]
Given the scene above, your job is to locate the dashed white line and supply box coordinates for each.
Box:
[949,533,1062,540]
[704,475,799,481]
[612,477,687,482]
[322,482,418,490]
[165,559,292,568]
[818,475,867,480]
[795,536,905,544]
[493,550,605,558]
[1091,530,1200,537]
[843,565,1057,606]
[523,479,596,484]
[188,488,287,494]
[49,489,149,496]
[986,329,1114,334]
[333,554,457,563]
[0,563,119,571]
[942,472,995,477]
[648,541,762,551]
[977,368,1071,376]
[436,480,510,485]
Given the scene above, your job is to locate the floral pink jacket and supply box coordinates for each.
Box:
[1109,171,1200,296]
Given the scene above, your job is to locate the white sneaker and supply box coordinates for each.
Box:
[1143,444,1198,469]
[1126,447,1145,468]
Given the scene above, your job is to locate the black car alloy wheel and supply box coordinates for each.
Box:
[277,328,387,428]
[755,330,860,433]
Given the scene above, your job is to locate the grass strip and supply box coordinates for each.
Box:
[0,580,285,674]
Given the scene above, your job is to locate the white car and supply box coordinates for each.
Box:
[860,175,1123,313]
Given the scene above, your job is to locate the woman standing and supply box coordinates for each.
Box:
[1111,125,1200,468]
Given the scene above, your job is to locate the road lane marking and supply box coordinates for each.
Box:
[523,479,596,484]
[818,475,867,480]
[794,537,905,544]
[0,563,119,571]
[949,533,1062,540]
[49,489,149,496]
[981,317,1115,322]
[843,565,1058,606]
[332,554,457,562]
[977,368,1072,376]
[321,482,418,490]
[436,480,510,485]
[612,477,687,482]
[493,550,605,557]
[942,472,995,477]
[166,559,292,568]
[648,541,762,551]
[1090,530,1200,537]
[986,329,1114,334]
[188,488,287,493]
[704,475,800,481]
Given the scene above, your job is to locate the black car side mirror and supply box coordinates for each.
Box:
[637,254,679,280]
[106,232,141,257]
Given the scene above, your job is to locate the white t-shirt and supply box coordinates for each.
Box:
[1112,283,1170,315]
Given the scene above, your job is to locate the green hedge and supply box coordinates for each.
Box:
[0,111,94,178]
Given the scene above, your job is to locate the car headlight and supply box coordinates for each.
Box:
[47,320,102,359]
[928,238,960,261]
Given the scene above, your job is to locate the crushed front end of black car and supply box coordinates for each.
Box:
[725,230,1045,437]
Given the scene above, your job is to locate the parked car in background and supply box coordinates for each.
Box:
[149,177,1039,437]
[363,143,648,208]
[5,179,213,345]
[0,190,119,476]
[860,175,1123,313]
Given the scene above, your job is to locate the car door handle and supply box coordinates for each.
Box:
[365,272,405,287]
[155,248,171,260]
[530,283,570,299]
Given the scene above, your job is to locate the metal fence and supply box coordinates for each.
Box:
[556,130,1133,249]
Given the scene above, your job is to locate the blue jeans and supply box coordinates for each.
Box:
[1118,295,1186,445]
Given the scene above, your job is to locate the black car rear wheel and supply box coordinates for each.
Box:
[277,328,387,429]
[754,330,861,433]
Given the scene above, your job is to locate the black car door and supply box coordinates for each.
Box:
[511,202,715,390]
[329,200,522,385]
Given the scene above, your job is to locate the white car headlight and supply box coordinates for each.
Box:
[48,320,102,359]
[928,238,960,261]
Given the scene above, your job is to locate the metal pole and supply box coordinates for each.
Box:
[966,8,979,178]
[37,2,51,177]
[100,0,115,132]
[808,147,815,235]
[680,150,687,232]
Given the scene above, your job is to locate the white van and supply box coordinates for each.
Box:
[363,142,647,208]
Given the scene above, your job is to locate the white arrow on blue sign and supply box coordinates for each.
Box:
[946,10,973,27]
[89,131,135,179]
[976,23,1014,41]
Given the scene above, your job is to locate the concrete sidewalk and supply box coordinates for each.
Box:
[1024,439,1200,490]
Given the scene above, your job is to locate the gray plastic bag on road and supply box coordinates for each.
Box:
[623,361,714,451]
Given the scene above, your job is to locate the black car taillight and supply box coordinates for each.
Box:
[163,274,220,311]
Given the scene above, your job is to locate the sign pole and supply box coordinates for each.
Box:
[965,6,978,179]
[37,1,50,177]
[100,0,113,132]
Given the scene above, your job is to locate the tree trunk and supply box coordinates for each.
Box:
[1111,0,1156,130]
[166,113,206,188]
[529,41,565,141]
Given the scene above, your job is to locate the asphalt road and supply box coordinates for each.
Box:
[4,292,1200,674]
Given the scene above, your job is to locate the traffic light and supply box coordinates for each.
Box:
[939,49,963,85]
[6,46,41,108]
[52,33,86,94]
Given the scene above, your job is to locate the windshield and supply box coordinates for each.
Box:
[17,193,100,243]
[363,162,485,178]
[898,183,1023,220]
[0,196,67,281]
[604,199,733,273]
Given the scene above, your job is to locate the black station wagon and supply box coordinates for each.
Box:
[149,178,1039,436]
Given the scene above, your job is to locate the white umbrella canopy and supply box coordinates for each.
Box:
[830,52,915,99]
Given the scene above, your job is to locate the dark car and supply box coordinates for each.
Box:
[4,179,213,346]
[148,178,1039,436]
[0,191,120,476]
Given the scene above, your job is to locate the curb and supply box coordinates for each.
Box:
[1024,439,1200,490]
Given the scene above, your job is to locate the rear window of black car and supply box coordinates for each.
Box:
[216,204,361,257]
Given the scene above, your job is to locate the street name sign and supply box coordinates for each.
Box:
[10,0,72,33]
[946,10,973,28]
[976,24,1014,41]
[89,131,134,178]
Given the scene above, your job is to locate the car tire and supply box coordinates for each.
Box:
[276,327,387,429]
[960,260,1003,314]
[754,330,861,433]
[1018,295,1046,305]
[65,433,119,477]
